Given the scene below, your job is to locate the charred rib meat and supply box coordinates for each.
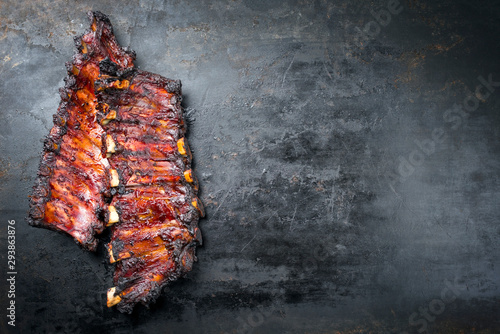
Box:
[98,69,204,313]
[28,11,134,250]
[28,11,203,312]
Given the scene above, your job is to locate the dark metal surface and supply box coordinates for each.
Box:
[1,0,499,333]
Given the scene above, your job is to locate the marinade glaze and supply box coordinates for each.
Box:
[29,11,203,313]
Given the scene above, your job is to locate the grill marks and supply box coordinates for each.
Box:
[28,11,203,313]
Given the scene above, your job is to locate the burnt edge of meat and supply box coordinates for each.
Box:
[27,10,135,251]
[98,67,204,312]
[28,10,204,312]
[27,73,85,229]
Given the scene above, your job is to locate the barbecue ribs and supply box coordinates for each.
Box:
[28,11,204,313]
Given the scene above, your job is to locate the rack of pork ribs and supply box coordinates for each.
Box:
[28,11,204,313]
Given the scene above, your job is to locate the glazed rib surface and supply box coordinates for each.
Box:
[99,69,203,313]
[29,11,203,312]
[28,11,135,250]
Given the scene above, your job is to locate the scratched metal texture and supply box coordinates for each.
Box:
[0,0,499,333]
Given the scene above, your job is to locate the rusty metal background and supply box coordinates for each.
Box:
[0,0,499,333]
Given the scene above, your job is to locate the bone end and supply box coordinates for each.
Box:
[184,169,193,183]
[177,137,186,156]
[107,205,119,226]
[107,244,116,264]
[107,287,121,307]
[110,169,120,187]
[106,135,116,154]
